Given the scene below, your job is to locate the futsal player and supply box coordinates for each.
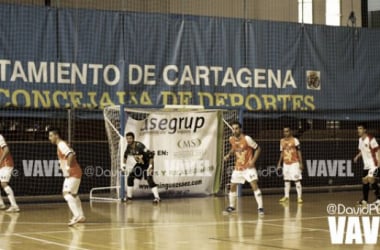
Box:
[223,121,264,216]
[122,132,160,204]
[0,134,20,212]
[353,123,380,206]
[277,126,303,203]
[48,128,86,226]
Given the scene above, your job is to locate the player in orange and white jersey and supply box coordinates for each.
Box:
[0,134,19,212]
[353,123,380,206]
[48,128,85,226]
[277,126,303,204]
[223,121,264,216]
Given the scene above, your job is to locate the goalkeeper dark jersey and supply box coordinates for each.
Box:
[124,141,151,167]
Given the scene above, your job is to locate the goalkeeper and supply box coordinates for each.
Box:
[122,132,160,204]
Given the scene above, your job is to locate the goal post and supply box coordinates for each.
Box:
[90,105,238,201]
[89,105,126,201]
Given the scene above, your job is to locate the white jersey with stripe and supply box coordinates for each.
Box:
[358,135,379,170]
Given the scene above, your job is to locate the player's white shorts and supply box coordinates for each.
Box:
[63,177,81,194]
[283,162,302,181]
[231,168,258,184]
[367,167,379,178]
[0,167,13,183]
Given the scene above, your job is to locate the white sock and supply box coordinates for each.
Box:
[284,182,291,198]
[229,192,237,208]
[75,196,84,217]
[4,186,17,207]
[254,189,263,209]
[295,181,302,198]
[151,186,159,199]
[127,186,133,199]
[64,194,79,218]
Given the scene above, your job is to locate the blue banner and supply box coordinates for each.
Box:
[0,4,379,119]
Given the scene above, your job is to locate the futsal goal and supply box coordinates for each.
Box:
[89,105,239,201]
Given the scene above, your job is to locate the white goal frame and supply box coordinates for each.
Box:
[90,104,238,201]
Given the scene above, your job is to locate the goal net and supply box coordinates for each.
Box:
[90,105,238,201]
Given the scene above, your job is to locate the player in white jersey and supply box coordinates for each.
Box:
[353,124,380,205]
[0,134,19,212]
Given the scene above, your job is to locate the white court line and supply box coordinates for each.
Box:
[14,233,90,250]
[261,221,331,233]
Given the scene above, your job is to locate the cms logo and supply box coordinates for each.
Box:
[177,138,202,149]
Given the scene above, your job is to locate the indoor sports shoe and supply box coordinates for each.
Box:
[68,216,86,226]
[258,208,265,217]
[152,198,161,204]
[77,216,86,223]
[0,204,6,210]
[297,197,303,204]
[5,206,20,213]
[373,199,380,206]
[279,197,289,203]
[357,199,368,206]
[125,197,133,204]
[224,206,236,213]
